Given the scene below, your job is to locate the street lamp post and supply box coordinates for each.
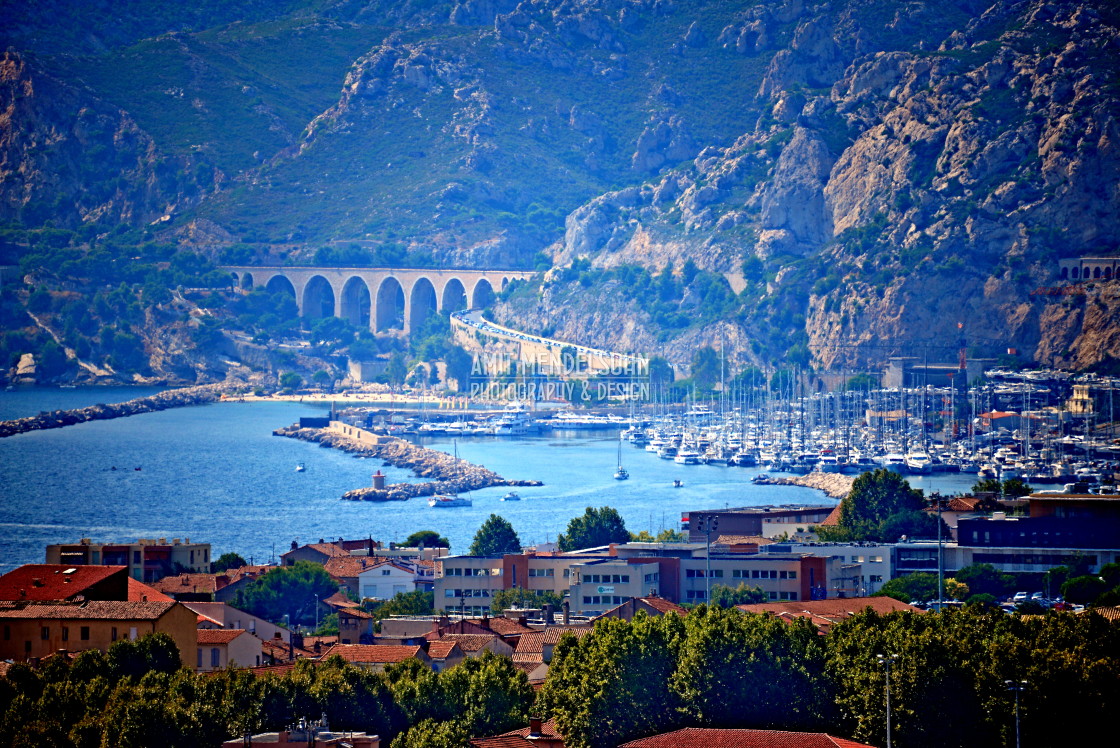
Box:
[314,594,319,631]
[704,516,719,604]
[877,653,898,748]
[1006,680,1027,748]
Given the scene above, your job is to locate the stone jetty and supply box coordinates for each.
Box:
[752,472,854,500]
[273,423,542,501]
[0,384,226,438]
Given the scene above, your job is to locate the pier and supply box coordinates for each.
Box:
[0,384,226,438]
[272,421,541,501]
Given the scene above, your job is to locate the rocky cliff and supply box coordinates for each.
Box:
[497,0,1120,372]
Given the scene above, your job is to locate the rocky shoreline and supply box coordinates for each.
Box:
[273,424,542,501]
[752,472,854,500]
[0,384,227,438]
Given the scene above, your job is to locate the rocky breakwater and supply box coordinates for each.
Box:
[0,384,226,438]
[273,424,542,501]
[753,472,854,500]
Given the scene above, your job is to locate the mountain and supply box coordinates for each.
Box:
[2,0,1119,378]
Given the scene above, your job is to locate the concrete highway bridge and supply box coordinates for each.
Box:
[222,266,534,334]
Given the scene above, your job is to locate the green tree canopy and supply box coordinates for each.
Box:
[821,469,938,542]
[404,530,450,549]
[954,563,1014,600]
[557,506,631,552]
[490,587,563,615]
[238,561,338,626]
[211,552,247,573]
[469,514,522,556]
[708,582,766,608]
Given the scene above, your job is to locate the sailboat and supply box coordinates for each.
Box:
[614,434,629,480]
[429,440,473,507]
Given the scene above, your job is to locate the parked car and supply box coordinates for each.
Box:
[1012,591,1029,602]
[1031,592,1046,601]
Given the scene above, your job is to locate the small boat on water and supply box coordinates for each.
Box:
[614,438,629,480]
[751,473,771,484]
[295,463,306,473]
[673,479,684,488]
[429,493,472,508]
[502,491,521,501]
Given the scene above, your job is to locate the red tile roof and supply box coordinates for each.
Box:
[318,644,423,664]
[427,641,462,659]
[476,616,535,636]
[618,728,874,747]
[325,590,360,609]
[440,633,499,652]
[197,628,249,645]
[641,597,687,615]
[736,597,922,634]
[150,573,222,596]
[0,600,177,620]
[0,565,126,601]
[469,718,563,748]
[128,577,174,602]
[819,504,843,527]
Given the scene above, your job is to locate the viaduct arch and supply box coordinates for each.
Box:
[222,266,534,334]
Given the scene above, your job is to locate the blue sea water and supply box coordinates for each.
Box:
[0,388,978,572]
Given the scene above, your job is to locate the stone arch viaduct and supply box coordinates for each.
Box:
[222,266,535,334]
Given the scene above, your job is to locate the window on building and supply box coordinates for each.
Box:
[211,648,220,667]
[789,570,797,580]
[41,627,49,640]
[870,575,883,583]
[3,625,9,641]
[111,627,117,641]
[129,627,138,641]
[197,648,203,668]
[62,627,69,642]
[872,556,883,563]
[382,569,391,575]
[767,591,778,600]
[779,571,788,579]
[80,626,90,641]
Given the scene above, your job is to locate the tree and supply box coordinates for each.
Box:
[469,514,521,556]
[557,506,630,552]
[709,582,766,608]
[404,530,450,549]
[875,572,940,603]
[955,563,1014,600]
[279,372,302,392]
[366,590,434,626]
[630,528,684,543]
[238,561,338,626]
[387,352,407,385]
[444,345,473,391]
[212,552,247,573]
[689,346,721,391]
[1001,477,1032,498]
[539,613,685,748]
[671,606,830,731]
[822,469,934,542]
[490,587,563,615]
[1062,575,1109,604]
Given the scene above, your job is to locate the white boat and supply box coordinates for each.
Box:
[295,463,306,473]
[674,449,701,465]
[490,402,539,435]
[429,494,472,508]
[904,451,933,475]
[880,453,907,474]
[614,439,629,480]
[502,491,521,501]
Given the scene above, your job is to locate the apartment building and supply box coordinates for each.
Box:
[46,538,211,583]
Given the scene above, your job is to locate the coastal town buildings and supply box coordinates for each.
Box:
[196,628,262,671]
[45,538,211,583]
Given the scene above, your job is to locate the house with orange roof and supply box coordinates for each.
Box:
[196,628,262,671]
[593,595,688,622]
[0,564,130,602]
[356,559,421,601]
[339,607,374,645]
[736,596,922,634]
[438,632,514,658]
[127,577,173,602]
[469,717,564,748]
[0,600,197,666]
[426,640,465,672]
[618,727,875,747]
[150,572,225,602]
[512,626,592,666]
[317,643,431,672]
[281,540,351,566]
